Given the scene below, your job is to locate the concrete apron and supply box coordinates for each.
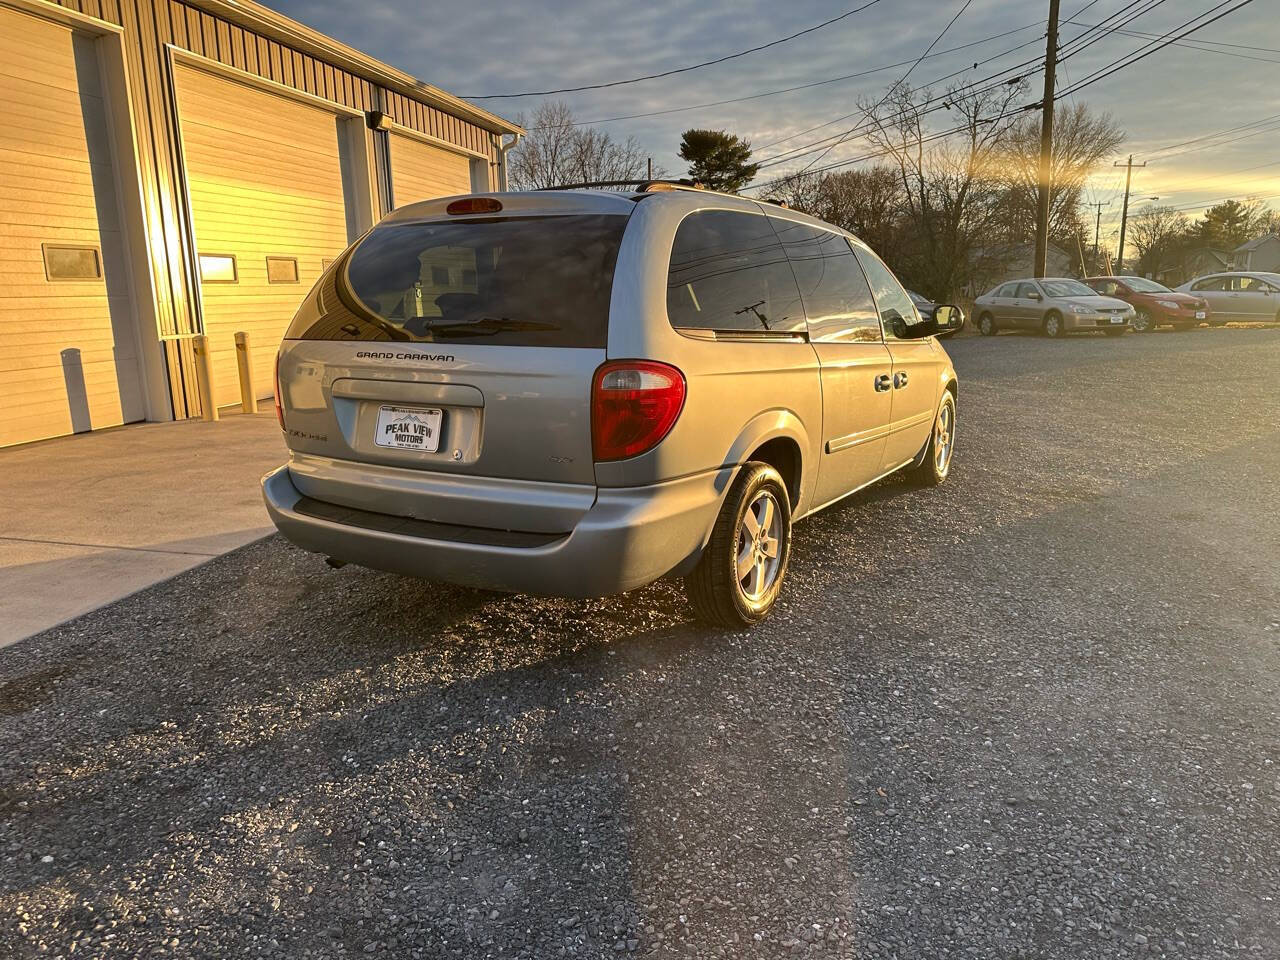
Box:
[0,412,285,647]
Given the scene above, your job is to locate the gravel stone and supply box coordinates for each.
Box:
[1,330,1278,958]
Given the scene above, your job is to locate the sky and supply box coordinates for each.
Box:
[269,0,1279,243]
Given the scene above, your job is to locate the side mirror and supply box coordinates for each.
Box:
[934,304,962,329]
[1029,291,1043,301]
[889,313,939,339]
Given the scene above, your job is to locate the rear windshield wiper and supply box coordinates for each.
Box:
[423,317,558,337]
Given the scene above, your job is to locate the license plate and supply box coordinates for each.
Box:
[1111,317,1125,324]
[1195,311,1206,319]
[374,405,442,452]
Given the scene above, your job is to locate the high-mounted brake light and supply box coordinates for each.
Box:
[446,197,503,215]
[274,353,285,430]
[591,360,686,462]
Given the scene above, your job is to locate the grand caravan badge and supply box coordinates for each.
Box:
[373,405,443,452]
[355,351,455,362]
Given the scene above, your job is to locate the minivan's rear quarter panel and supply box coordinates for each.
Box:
[598,195,823,511]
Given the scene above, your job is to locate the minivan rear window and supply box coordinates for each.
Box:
[304,215,628,347]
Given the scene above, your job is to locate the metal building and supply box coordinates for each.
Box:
[0,0,521,447]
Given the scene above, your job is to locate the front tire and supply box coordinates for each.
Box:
[978,312,997,336]
[909,390,957,486]
[1043,311,1065,338]
[1132,308,1155,333]
[685,463,792,628]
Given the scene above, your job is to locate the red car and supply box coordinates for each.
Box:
[1083,276,1210,333]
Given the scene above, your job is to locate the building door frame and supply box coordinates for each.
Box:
[1,0,174,429]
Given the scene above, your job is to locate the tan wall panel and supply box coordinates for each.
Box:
[174,62,349,407]
[389,132,472,208]
[0,7,133,447]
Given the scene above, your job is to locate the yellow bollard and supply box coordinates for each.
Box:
[192,334,219,422]
[234,331,257,414]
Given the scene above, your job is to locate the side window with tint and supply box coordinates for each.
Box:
[852,245,922,340]
[1016,282,1040,299]
[1192,277,1224,291]
[770,219,880,343]
[667,210,805,335]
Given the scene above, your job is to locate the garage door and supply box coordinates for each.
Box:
[174,63,351,409]
[389,132,473,208]
[0,8,144,447]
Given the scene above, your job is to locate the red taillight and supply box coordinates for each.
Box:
[446,197,503,215]
[274,353,285,430]
[591,360,686,462]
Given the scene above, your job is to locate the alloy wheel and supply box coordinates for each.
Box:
[1133,309,1153,333]
[737,491,783,601]
[934,397,955,476]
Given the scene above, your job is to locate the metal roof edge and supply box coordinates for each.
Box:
[194,0,524,136]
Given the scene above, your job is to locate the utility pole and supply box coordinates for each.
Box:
[1114,154,1146,274]
[647,157,653,180]
[1033,0,1061,278]
[1088,200,1110,266]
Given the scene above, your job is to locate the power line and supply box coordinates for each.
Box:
[1164,191,1280,212]
[1055,0,1259,100]
[1065,20,1280,56]
[783,0,979,182]
[752,0,1165,175]
[535,21,1050,132]
[1146,112,1280,156]
[752,33,1047,166]
[748,0,1260,193]
[1152,120,1280,160]
[1066,20,1280,61]
[461,0,885,99]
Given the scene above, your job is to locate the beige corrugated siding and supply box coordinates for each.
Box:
[0,8,132,446]
[389,132,472,208]
[174,62,349,407]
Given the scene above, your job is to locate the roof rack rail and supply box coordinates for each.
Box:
[542,178,777,204]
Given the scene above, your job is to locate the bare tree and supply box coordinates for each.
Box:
[998,103,1124,247]
[767,166,908,268]
[507,100,658,190]
[1129,205,1189,277]
[860,79,1028,300]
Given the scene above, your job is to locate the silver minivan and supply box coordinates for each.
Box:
[263,185,959,626]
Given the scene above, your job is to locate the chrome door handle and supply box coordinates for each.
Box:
[874,374,892,392]
[893,372,908,389]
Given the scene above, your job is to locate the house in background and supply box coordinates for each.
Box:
[1233,234,1280,273]
[0,0,522,449]
[1155,247,1232,287]
[966,242,1074,296]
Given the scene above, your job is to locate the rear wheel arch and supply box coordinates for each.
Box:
[744,436,802,510]
[722,410,811,511]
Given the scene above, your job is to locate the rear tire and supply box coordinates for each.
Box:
[685,463,792,628]
[1043,311,1065,338]
[978,312,997,336]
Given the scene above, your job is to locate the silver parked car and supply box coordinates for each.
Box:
[973,277,1135,337]
[263,185,960,626]
[1174,272,1280,324]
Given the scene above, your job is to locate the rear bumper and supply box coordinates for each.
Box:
[262,464,733,597]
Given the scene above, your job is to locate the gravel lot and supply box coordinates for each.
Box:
[2,330,1277,959]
